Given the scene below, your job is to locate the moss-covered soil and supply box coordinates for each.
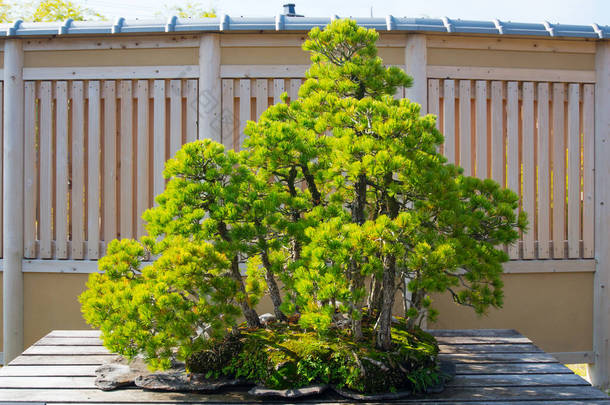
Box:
[186,314,441,394]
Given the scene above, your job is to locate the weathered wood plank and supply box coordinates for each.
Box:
[443,79,456,164]
[23,81,37,259]
[35,337,103,346]
[458,80,471,176]
[153,80,166,203]
[429,329,521,338]
[474,80,487,178]
[119,80,134,240]
[87,81,101,259]
[446,373,590,387]
[0,376,95,389]
[39,81,53,258]
[0,365,98,376]
[521,82,535,259]
[9,355,113,366]
[490,81,504,186]
[434,335,531,344]
[221,79,234,151]
[438,343,542,354]
[55,81,69,259]
[454,362,573,375]
[71,81,85,259]
[439,352,559,364]
[582,83,595,258]
[47,330,102,338]
[537,82,551,259]
[552,82,566,259]
[22,345,111,356]
[0,385,605,403]
[506,81,519,259]
[567,82,581,258]
[408,386,610,402]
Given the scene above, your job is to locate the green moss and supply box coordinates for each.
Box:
[186,317,440,394]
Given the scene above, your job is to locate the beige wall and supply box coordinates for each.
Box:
[24,48,198,68]
[0,270,591,354]
[427,48,595,71]
[221,46,405,66]
[431,272,594,353]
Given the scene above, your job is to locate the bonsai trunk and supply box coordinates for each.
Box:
[376,253,396,350]
[368,274,383,314]
[231,257,261,328]
[405,287,425,331]
[349,173,367,341]
[219,221,261,328]
[260,244,288,322]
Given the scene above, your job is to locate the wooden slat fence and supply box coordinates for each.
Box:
[428,79,595,261]
[22,79,198,260]
[17,77,595,263]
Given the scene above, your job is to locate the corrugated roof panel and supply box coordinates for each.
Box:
[392,18,445,32]
[450,19,499,34]
[500,21,549,36]
[351,17,388,31]
[120,19,166,34]
[0,16,604,39]
[174,17,219,32]
[66,20,112,35]
[228,17,276,30]
[283,16,330,31]
[551,23,599,38]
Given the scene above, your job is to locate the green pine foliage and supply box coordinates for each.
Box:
[80,18,526,379]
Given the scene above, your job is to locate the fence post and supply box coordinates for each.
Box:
[198,33,221,142]
[404,34,427,114]
[591,40,610,389]
[3,39,24,365]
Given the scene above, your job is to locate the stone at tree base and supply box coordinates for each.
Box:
[259,313,276,326]
[135,372,249,392]
[248,384,328,398]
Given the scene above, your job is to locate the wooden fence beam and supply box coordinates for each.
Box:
[3,39,24,365]
[591,40,610,390]
[404,34,427,113]
[198,34,221,142]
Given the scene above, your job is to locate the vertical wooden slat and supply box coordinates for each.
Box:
[185,80,197,143]
[491,81,504,185]
[583,84,595,258]
[169,79,182,157]
[103,81,117,245]
[537,83,551,259]
[221,79,234,151]
[506,81,519,259]
[475,81,487,179]
[39,81,53,259]
[238,79,250,150]
[153,80,166,202]
[87,81,101,259]
[459,80,471,175]
[552,83,566,259]
[289,79,301,103]
[256,79,268,119]
[522,82,535,259]
[428,79,440,131]
[567,83,581,258]
[0,81,3,258]
[55,81,69,259]
[119,80,133,240]
[273,79,285,105]
[443,80,456,164]
[23,82,37,258]
[136,80,149,238]
[71,81,85,259]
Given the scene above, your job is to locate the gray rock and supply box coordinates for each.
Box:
[94,363,140,391]
[259,313,276,325]
[248,384,328,398]
[332,313,350,329]
[135,372,247,392]
[333,386,413,401]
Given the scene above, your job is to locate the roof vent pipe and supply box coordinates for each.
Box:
[282,3,303,17]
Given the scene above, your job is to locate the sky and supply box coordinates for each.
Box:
[75,0,609,26]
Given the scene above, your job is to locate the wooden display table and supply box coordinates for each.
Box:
[0,329,607,403]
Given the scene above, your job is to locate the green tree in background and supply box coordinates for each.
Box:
[0,0,104,22]
[155,2,216,18]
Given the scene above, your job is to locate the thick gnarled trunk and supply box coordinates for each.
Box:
[260,244,288,322]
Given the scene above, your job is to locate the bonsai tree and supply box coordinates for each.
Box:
[80,18,526,392]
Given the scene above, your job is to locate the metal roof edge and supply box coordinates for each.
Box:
[0,15,606,40]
